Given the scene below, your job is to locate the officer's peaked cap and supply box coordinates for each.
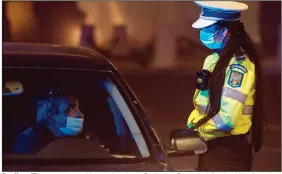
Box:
[192,1,248,29]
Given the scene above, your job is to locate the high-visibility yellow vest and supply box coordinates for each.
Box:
[187,51,255,141]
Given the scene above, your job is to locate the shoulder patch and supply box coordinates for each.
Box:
[230,64,248,73]
[228,70,244,88]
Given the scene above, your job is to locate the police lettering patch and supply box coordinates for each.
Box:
[228,70,244,88]
[230,64,248,73]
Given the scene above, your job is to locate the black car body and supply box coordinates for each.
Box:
[3,43,207,172]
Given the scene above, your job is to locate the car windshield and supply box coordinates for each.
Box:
[3,67,150,162]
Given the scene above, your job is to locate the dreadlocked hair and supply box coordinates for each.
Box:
[193,21,266,152]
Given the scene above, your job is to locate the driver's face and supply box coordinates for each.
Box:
[51,97,84,136]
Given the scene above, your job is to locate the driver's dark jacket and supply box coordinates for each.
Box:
[12,123,58,154]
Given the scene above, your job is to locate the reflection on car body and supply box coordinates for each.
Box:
[3,43,207,172]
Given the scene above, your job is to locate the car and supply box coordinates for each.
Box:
[2,42,207,172]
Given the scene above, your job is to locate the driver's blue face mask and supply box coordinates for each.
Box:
[56,115,84,136]
[55,101,84,136]
[45,98,84,137]
[200,24,228,50]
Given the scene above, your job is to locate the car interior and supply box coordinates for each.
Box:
[3,68,141,160]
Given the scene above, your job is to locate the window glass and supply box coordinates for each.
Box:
[3,67,150,160]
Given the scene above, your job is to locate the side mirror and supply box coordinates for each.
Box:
[166,129,207,157]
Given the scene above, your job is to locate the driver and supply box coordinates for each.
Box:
[13,96,84,154]
[41,96,84,136]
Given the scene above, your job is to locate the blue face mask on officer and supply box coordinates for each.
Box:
[200,24,229,50]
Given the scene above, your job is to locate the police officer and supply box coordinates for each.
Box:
[187,1,266,171]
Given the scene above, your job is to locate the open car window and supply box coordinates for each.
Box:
[3,67,150,161]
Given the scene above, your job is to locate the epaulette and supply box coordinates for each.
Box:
[234,47,247,62]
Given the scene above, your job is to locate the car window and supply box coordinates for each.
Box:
[3,67,150,161]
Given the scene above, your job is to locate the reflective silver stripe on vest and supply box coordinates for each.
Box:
[222,87,247,104]
[242,105,253,115]
[196,104,253,115]
[211,114,233,132]
[195,104,209,115]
